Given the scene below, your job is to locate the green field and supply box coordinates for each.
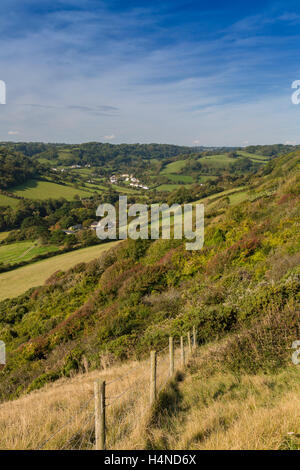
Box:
[10,179,92,200]
[198,175,218,183]
[0,232,10,242]
[166,174,194,183]
[0,240,120,300]
[0,241,59,265]
[111,184,140,194]
[193,186,246,206]
[198,154,236,168]
[37,157,55,165]
[156,184,183,191]
[161,160,187,174]
[57,149,75,162]
[0,194,19,208]
[237,151,270,162]
[73,168,95,176]
[84,182,107,191]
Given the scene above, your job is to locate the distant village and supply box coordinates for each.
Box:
[109,174,149,190]
[51,167,149,237]
[51,166,149,190]
[63,220,98,235]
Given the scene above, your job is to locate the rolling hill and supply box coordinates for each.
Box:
[0,147,298,450]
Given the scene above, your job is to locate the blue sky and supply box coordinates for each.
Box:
[1,0,300,145]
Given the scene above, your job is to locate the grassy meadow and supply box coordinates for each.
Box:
[10,179,92,200]
[198,154,237,168]
[0,232,10,242]
[0,194,19,208]
[0,241,58,265]
[161,159,187,174]
[0,240,120,301]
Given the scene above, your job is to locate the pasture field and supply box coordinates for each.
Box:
[10,179,92,200]
[57,149,75,161]
[161,159,187,174]
[0,194,19,208]
[111,184,141,194]
[0,240,120,301]
[166,174,194,183]
[37,157,56,165]
[84,182,107,191]
[193,186,246,206]
[198,175,218,183]
[0,232,10,242]
[237,151,270,162]
[0,241,58,265]
[72,168,94,176]
[198,154,236,168]
[156,184,184,191]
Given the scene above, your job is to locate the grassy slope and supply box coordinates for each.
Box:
[10,179,92,200]
[237,150,270,162]
[0,232,10,242]
[161,160,187,174]
[0,241,58,265]
[192,186,246,205]
[0,241,119,300]
[141,333,300,450]
[1,323,300,450]
[0,194,19,208]
[156,183,189,191]
[0,151,299,449]
[198,154,236,168]
[166,174,193,183]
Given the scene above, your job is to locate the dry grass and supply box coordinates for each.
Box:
[1,338,300,451]
[131,349,300,451]
[0,346,182,450]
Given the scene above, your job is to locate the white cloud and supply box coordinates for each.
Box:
[8,130,19,135]
[103,134,116,140]
[0,4,299,145]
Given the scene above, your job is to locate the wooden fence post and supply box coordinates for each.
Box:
[169,336,174,376]
[180,336,185,367]
[150,351,157,405]
[82,355,89,373]
[94,379,106,450]
[187,331,192,355]
[193,326,197,349]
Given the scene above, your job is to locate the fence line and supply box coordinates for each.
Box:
[95,327,197,450]
[36,327,197,450]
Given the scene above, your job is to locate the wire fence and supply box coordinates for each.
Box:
[35,327,197,450]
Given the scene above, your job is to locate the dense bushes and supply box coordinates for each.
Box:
[0,148,41,189]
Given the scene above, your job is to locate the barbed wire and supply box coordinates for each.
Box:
[106,376,146,406]
[60,410,94,450]
[36,395,94,450]
[106,358,150,387]
[35,331,196,450]
[156,344,169,355]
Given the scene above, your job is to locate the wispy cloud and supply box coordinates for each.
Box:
[103,134,116,140]
[8,130,19,135]
[0,1,299,144]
